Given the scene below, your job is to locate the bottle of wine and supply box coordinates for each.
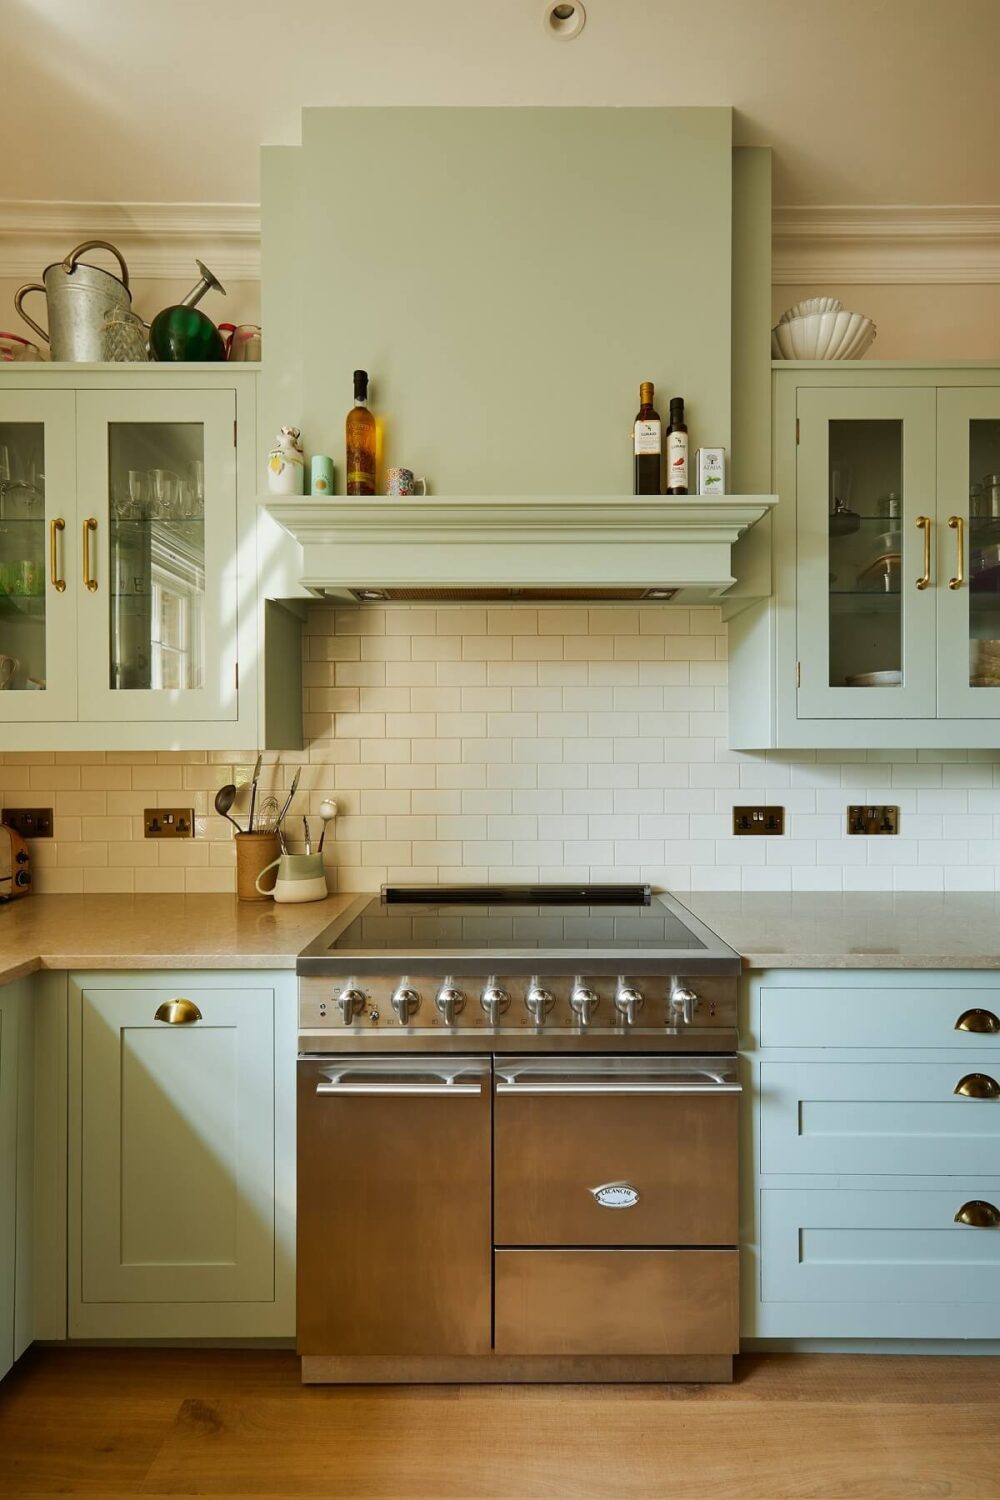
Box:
[666,397,688,495]
[346,369,376,495]
[633,381,661,495]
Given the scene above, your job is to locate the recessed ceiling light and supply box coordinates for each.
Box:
[543,0,586,40]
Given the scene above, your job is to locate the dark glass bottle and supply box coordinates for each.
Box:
[633,381,661,495]
[666,397,688,495]
[346,370,376,495]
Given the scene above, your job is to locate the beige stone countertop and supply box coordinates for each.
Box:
[0,892,357,985]
[682,892,1000,970]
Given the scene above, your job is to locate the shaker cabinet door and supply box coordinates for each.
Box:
[0,988,18,1382]
[71,981,275,1316]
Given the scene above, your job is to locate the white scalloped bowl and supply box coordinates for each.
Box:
[778,297,844,324]
[771,309,877,361]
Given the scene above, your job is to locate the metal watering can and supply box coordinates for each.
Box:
[14,239,132,361]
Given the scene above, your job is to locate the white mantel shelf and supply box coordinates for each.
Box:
[260,494,778,607]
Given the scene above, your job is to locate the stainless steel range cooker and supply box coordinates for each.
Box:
[296,884,742,1385]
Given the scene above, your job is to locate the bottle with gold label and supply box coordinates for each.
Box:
[633,381,661,495]
[346,369,376,495]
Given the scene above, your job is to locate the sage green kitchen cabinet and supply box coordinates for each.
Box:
[0,979,35,1381]
[0,365,303,751]
[68,971,297,1339]
[729,365,1000,748]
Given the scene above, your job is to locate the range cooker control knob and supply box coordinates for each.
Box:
[481,979,510,1027]
[391,985,420,1027]
[524,982,555,1028]
[570,981,599,1029]
[337,987,366,1026]
[614,982,644,1028]
[435,981,465,1027]
[668,981,698,1027]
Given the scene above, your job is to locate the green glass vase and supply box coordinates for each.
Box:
[149,305,225,362]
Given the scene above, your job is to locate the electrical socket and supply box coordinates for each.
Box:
[2,807,54,838]
[848,805,899,836]
[144,808,195,838]
[733,805,785,836]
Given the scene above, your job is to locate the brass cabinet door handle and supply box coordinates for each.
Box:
[954,1200,1000,1228]
[49,517,66,592]
[954,1072,1000,1099]
[915,515,932,589]
[154,998,203,1025]
[955,1007,1000,1034]
[82,516,98,592]
[948,514,965,589]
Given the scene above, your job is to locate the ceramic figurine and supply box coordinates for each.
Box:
[267,426,306,495]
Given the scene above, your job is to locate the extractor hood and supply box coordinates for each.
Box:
[261,494,777,606]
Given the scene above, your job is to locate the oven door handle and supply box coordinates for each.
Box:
[494,1079,741,1095]
[316,1080,483,1096]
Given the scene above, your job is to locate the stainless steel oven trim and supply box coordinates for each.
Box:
[310,1055,490,1097]
[494,1054,740,1095]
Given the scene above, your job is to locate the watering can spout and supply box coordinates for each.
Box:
[180,260,226,309]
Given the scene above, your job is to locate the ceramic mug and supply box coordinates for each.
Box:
[255,851,328,904]
[386,467,427,497]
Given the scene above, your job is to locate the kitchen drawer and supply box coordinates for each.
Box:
[760,1187,1000,1336]
[494,1250,739,1355]
[759,983,1000,1050]
[493,1056,739,1247]
[761,1060,1000,1176]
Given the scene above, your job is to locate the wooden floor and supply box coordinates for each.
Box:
[0,1348,998,1498]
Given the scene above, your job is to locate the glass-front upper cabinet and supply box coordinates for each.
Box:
[796,387,937,720]
[937,389,1000,718]
[0,391,77,722]
[76,389,238,723]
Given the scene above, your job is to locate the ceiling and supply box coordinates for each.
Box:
[2,0,999,208]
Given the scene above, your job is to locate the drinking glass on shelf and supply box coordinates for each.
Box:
[147,469,177,520]
[128,469,146,516]
[190,460,205,504]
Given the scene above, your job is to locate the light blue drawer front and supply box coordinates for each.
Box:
[761,1060,1000,1176]
[759,985,1000,1049]
[760,1187,1000,1336]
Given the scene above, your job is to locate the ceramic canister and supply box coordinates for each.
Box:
[310,455,335,495]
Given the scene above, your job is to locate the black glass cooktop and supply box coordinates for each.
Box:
[297,885,740,977]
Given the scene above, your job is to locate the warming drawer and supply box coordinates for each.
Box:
[493,1055,740,1247]
[494,1249,739,1355]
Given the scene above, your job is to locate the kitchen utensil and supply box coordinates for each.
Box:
[214,783,243,833]
[0,332,42,362]
[310,455,334,495]
[303,815,311,855]
[275,768,301,843]
[845,670,902,687]
[254,851,328,904]
[317,799,336,853]
[829,498,861,537]
[0,655,19,689]
[255,795,279,833]
[149,260,227,362]
[778,297,844,324]
[771,309,876,361]
[247,753,262,832]
[386,467,427,497]
[15,239,132,362]
[235,830,281,902]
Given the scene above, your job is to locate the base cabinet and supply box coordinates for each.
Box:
[0,985,19,1380]
[68,971,296,1339]
[743,970,1000,1342]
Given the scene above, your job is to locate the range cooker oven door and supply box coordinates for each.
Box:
[297,1056,491,1356]
[492,1055,741,1357]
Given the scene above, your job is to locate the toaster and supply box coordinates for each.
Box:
[0,825,32,901]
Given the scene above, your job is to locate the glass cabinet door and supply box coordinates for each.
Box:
[75,389,238,723]
[0,390,77,722]
[796,387,937,721]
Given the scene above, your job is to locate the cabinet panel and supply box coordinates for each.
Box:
[761,1060,1000,1176]
[759,983,1000,1050]
[0,390,77,722]
[796,386,937,720]
[0,990,18,1380]
[75,983,274,1308]
[760,1186,1000,1336]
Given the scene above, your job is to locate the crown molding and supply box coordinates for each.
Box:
[773,204,1000,285]
[0,200,261,281]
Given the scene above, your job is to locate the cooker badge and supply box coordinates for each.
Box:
[590,1181,640,1209]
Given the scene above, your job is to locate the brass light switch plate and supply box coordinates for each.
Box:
[144,808,195,838]
[2,807,53,838]
[848,805,899,835]
[733,806,784,835]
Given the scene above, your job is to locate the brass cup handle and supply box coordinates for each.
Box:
[948,514,965,589]
[154,998,203,1025]
[82,517,97,592]
[955,1007,1000,1034]
[954,1072,1000,1099]
[915,515,932,589]
[49,517,66,592]
[954,1200,1000,1228]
